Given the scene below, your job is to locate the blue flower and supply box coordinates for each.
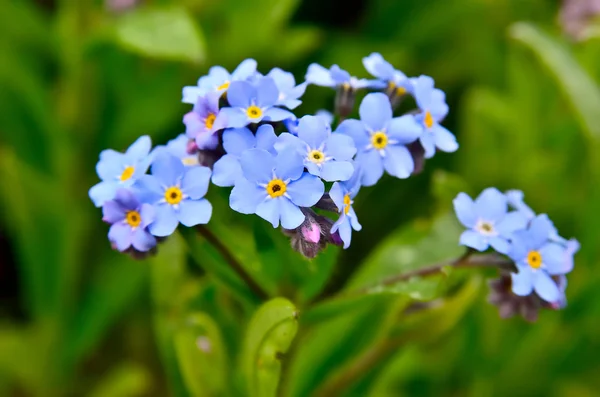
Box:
[182,59,258,104]
[89,136,152,207]
[453,188,528,254]
[509,215,570,302]
[211,125,277,187]
[229,148,324,229]
[363,52,412,95]
[102,189,156,252]
[412,75,458,158]
[305,63,380,90]
[330,170,362,248]
[183,92,221,149]
[506,190,536,221]
[215,77,294,129]
[335,93,422,186]
[284,110,333,136]
[135,154,212,237]
[153,134,199,167]
[276,115,356,182]
[267,67,307,110]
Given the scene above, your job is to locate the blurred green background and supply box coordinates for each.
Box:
[1,0,600,396]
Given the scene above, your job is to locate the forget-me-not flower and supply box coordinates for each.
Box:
[102,189,156,252]
[89,135,152,207]
[211,124,277,187]
[330,169,362,248]
[336,93,421,186]
[305,63,380,90]
[412,75,458,158]
[267,67,307,110]
[453,188,528,254]
[182,59,258,104]
[509,215,569,302]
[183,91,221,149]
[276,115,356,182]
[284,110,333,136]
[229,149,324,229]
[363,52,412,95]
[215,77,294,129]
[135,154,212,237]
[152,134,199,167]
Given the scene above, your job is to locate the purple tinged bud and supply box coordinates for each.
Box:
[407,141,426,175]
[187,139,199,154]
[329,230,344,246]
[302,222,321,244]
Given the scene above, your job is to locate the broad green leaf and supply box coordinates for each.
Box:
[174,313,227,397]
[243,298,298,397]
[114,6,206,63]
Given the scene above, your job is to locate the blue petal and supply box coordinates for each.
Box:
[275,148,304,181]
[115,188,140,210]
[139,203,155,228]
[359,93,392,132]
[305,63,336,87]
[533,271,560,302]
[321,161,354,182]
[151,154,184,187]
[459,230,489,251]
[227,80,255,108]
[281,98,302,110]
[182,86,204,104]
[102,200,126,223]
[474,188,507,222]
[256,198,281,227]
[108,223,132,251]
[325,133,356,161]
[274,133,304,154]
[212,155,243,187]
[489,236,510,254]
[332,217,352,249]
[223,128,255,155]
[97,151,126,181]
[329,65,351,84]
[348,208,362,231]
[495,211,528,236]
[304,161,321,176]
[89,181,118,207]
[182,166,211,199]
[453,193,477,228]
[131,228,157,252]
[540,243,568,275]
[149,204,179,237]
[329,182,345,212]
[240,149,274,184]
[356,149,384,187]
[286,173,325,207]
[508,232,529,263]
[133,175,163,204]
[506,190,536,220]
[335,119,370,149]
[511,269,534,296]
[316,110,334,126]
[432,124,458,153]
[413,75,435,110]
[263,107,294,122]
[231,58,257,80]
[256,77,279,107]
[363,52,395,80]
[297,115,330,148]
[419,133,436,159]
[230,178,266,214]
[382,145,414,179]
[386,115,422,144]
[278,198,305,229]
[267,67,296,91]
[528,214,555,248]
[178,198,212,226]
[215,107,250,129]
[429,89,449,120]
[125,135,152,160]
[256,124,277,152]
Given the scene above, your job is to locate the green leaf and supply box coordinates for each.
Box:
[174,313,228,397]
[243,298,299,397]
[88,362,151,397]
[114,6,205,63]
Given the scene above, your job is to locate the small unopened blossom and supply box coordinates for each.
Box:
[487,272,544,322]
[102,189,156,252]
[215,77,294,129]
[453,188,528,254]
[267,68,307,110]
[276,115,356,182]
[329,170,362,248]
[89,136,152,207]
[135,154,213,237]
[336,93,422,186]
[182,59,258,104]
[153,134,199,167]
[363,52,412,106]
[412,75,458,158]
[229,149,324,229]
[184,92,221,149]
[212,125,277,187]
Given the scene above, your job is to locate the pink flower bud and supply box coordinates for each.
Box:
[302,222,321,244]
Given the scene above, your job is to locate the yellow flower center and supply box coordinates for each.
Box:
[165,186,183,205]
[205,113,216,129]
[182,156,199,166]
[387,82,406,96]
[343,194,352,215]
[217,81,230,90]
[120,166,135,182]
[125,210,141,228]
[371,131,388,150]
[527,251,542,269]
[424,110,434,129]
[308,149,326,164]
[246,105,263,119]
[266,179,287,198]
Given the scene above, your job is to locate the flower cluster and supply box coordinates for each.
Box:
[89,54,457,257]
[454,188,579,319]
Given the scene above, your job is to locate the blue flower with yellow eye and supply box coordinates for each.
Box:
[330,170,362,248]
[89,136,152,207]
[276,115,356,182]
[184,91,221,150]
[135,154,212,237]
[102,189,156,252]
[267,67,307,110]
[152,134,199,167]
[306,63,381,90]
[412,75,458,158]
[509,215,570,303]
[229,148,324,229]
[182,59,258,104]
[215,77,294,129]
[363,52,412,95]
[212,125,277,187]
[336,93,421,186]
